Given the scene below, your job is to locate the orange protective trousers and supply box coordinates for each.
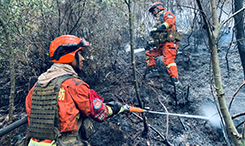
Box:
[145,41,178,78]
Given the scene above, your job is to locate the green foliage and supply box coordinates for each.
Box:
[0,0,156,108]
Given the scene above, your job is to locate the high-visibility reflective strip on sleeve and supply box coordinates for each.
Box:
[76,113,80,119]
[151,28,157,31]
[166,63,176,69]
[118,107,125,114]
[106,105,113,117]
[146,56,149,60]
[29,139,56,146]
[163,22,169,29]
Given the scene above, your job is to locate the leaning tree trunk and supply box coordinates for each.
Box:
[196,0,245,145]
[0,17,16,146]
[234,0,245,79]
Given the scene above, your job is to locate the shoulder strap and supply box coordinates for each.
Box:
[56,74,79,85]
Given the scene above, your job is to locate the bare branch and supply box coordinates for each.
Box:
[228,80,245,112]
[221,7,245,28]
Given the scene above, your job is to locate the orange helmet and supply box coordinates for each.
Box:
[148,2,165,13]
[49,35,89,63]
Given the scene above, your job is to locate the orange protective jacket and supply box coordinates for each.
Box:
[152,11,176,32]
[26,78,92,143]
[146,10,179,78]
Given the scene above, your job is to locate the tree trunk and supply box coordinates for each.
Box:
[0,17,16,146]
[125,0,148,135]
[234,0,245,79]
[196,0,245,145]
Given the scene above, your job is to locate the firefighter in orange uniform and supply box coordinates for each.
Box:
[145,2,184,102]
[25,35,123,146]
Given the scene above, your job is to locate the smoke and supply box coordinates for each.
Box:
[202,103,222,128]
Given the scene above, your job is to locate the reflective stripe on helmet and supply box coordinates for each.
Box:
[28,139,56,146]
[50,37,89,61]
[49,35,89,63]
[166,63,176,69]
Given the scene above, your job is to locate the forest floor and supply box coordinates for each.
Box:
[1,32,245,146]
[88,32,244,146]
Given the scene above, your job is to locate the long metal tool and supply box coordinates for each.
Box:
[145,110,208,119]
[124,105,209,120]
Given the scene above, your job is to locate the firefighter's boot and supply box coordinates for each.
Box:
[145,67,160,78]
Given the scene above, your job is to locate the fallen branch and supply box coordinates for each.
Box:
[149,86,170,135]
[131,113,173,146]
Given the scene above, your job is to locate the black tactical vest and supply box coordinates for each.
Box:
[29,75,76,140]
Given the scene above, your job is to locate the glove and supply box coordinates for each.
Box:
[145,42,155,51]
[156,24,166,31]
[149,30,156,37]
[106,101,124,117]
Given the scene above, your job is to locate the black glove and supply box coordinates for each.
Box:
[156,24,166,31]
[145,42,155,51]
[106,101,124,117]
[149,30,156,37]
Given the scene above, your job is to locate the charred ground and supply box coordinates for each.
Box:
[0,31,243,146]
[88,43,227,145]
[87,31,243,146]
